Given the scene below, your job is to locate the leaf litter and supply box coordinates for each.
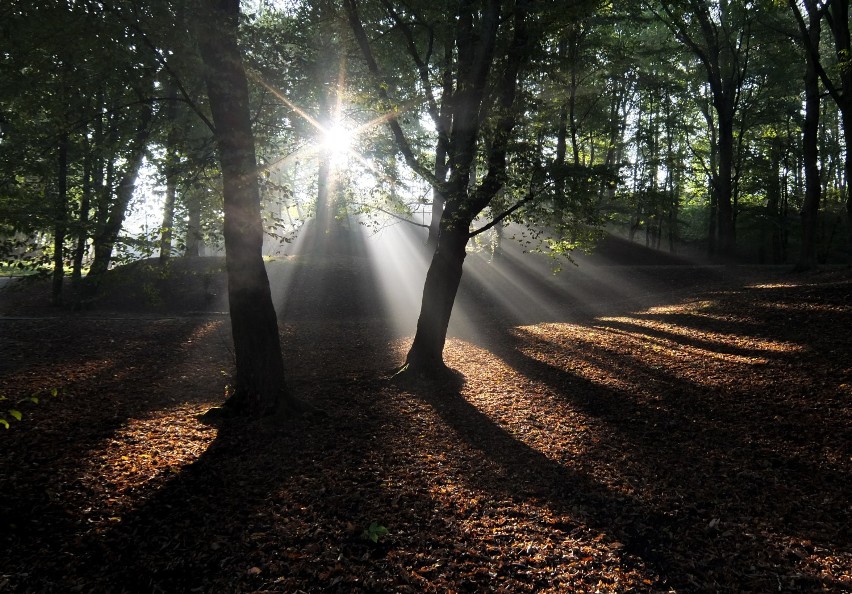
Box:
[0,262,850,592]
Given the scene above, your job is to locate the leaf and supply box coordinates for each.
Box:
[0,418,8,429]
[8,409,22,421]
[30,396,39,404]
[362,521,389,543]
[50,388,58,397]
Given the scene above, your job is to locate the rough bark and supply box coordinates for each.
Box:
[196,0,291,416]
[405,221,469,373]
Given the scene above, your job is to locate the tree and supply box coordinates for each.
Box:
[790,0,852,259]
[788,0,824,269]
[650,0,756,258]
[347,0,588,376]
[196,0,293,415]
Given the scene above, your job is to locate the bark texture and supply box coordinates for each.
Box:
[197,0,291,415]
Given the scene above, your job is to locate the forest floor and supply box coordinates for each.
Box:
[1,233,851,593]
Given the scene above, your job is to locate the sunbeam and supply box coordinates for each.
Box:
[361,223,430,338]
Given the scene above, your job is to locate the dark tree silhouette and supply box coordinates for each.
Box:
[346,0,539,377]
[196,0,292,415]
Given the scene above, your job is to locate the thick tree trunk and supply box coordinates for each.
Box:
[197,0,291,416]
[427,144,448,250]
[404,222,469,374]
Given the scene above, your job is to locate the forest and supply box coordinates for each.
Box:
[1,0,851,592]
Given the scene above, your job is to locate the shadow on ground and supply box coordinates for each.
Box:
[0,233,850,592]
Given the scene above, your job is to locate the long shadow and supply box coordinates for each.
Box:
[20,314,458,592]
[5,248,848,591]
[400,375,678,577]
[0,316,229,586]
[5,230,416,591]
[450,275,851,591]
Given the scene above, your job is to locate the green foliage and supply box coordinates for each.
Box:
[0,387,60,429]
[361,521,389,543]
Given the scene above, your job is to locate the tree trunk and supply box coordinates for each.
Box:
[160,84,179,264]
[799,12,822,270]
[159,165,177,262]
[404,221,469,374]
[86,107,153,290]
[766,144,783,264]
[184,189,202,257]
[427,48,454,251]
[72,133,93,286]
[52,132,69,306]
[315,155,332,237]
[197,0,291,416]
[842,108,852,259]
[715,105,736,258]
[826,0,852,257]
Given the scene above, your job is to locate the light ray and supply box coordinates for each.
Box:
[248,69,415,189]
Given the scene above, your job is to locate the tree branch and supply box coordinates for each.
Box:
[788,0,844,106]
[469,188,536,237]
[378,0,450,149]
[343,0,441,188]
[93,0,215,133]
[352,202,430,228]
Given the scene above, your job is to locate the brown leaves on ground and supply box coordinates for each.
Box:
[0,264,850,593]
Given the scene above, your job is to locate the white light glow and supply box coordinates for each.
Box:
[321,123,354,157]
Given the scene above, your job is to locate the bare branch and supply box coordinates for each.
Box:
[343,0,441,188]
[469,189,536,238]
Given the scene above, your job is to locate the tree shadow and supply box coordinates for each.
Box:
[0,315,232,586]
[4,250,849,592]
[398,374,676,570]
[445,274,851,591]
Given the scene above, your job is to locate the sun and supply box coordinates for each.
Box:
[321,123,354,158]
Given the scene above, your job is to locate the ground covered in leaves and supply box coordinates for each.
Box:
[1,247,851,593]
